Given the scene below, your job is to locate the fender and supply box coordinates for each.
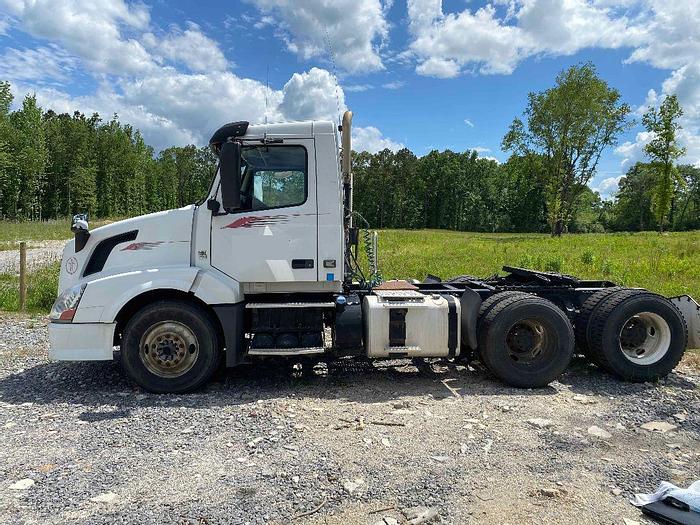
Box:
[75,267,200,323]
[74,266,244,324]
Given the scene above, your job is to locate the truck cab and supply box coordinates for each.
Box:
[48,112,699,394]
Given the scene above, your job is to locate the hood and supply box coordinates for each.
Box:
[58,206,195,293]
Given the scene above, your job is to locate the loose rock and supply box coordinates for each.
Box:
[527,418,553,429]
[9,479,35,490]
[404,506,439,524]
[90,492,118,504]
[640,421,677,433]
[588,425,612,439]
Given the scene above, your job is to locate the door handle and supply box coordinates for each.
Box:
[292,259,314,269]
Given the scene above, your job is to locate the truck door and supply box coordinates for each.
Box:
[210,139,318,283]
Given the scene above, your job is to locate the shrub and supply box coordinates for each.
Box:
[580,250,595,265]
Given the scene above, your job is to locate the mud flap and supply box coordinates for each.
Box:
[670,295,700,349]
[213,303,247,366]
[459,288,482,351]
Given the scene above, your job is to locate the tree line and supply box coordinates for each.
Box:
[0,81,217,220]
[0,65,698,232]
[352,148,699,233]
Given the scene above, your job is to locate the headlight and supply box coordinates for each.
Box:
[49,283,87,322]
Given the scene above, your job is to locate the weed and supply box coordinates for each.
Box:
[580,250,595,265]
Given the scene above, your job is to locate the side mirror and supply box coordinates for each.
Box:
[219,141,242,211]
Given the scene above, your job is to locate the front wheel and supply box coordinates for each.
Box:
[477,293,574,388]
[121,300,222,393]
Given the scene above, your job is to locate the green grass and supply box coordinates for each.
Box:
[374,230,700,299]
[0,218,118,250]
[0,261,60,313]
[0,227,698,313]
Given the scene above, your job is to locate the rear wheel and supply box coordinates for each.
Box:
[121,300,222,393]
[575,286,623,369]
[477,292,574,388]
[586,291,686,381]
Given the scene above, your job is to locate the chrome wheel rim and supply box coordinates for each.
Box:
[618,312,671,365]
[506,319,550,363]
[139,321,199,378]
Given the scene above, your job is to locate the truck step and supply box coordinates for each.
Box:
[246,302,336,309]
[247,347,326,356]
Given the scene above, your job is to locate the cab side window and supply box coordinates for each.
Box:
[240,145,307,211]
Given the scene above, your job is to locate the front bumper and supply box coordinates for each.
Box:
[48,322,116,361]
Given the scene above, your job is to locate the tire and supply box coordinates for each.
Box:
[477,292,574,388]
[477,291,531,330]
[575,287,623,368]
[587,291,687,382]
[121,300,222,393]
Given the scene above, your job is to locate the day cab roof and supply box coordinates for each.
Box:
[209,119,336,149]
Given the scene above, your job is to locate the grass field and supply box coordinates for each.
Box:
[0,218,119,250]
[376,230,700,299]
[0,219,72,250]
[0,224,698,312]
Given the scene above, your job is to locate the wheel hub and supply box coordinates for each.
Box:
[506,320,546,362]
[620,318,647,349]
[139,321,199,378]
[618,312,671,365]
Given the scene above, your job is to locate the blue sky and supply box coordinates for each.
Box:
[1,1,699,200]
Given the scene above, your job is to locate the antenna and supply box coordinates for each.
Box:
[264,64,270,139]
[323,28,343,127]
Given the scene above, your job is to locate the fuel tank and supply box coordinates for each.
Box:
[363,290,460,358]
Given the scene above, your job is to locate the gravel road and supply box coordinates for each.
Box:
[1,315,698,525]
[0,241,65,273]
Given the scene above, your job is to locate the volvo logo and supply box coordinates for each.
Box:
[65,257,78,275]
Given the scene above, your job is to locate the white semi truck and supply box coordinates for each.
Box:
[48,111,700,393]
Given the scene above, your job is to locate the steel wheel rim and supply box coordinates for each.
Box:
[139,321,199,378]
[618,312,671,365]
[506,319,550,363]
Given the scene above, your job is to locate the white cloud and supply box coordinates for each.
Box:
[0,16,9,35]
[9,80,200,150]
[0,45,77,83]
[406,0,645,77]
[593,175,623,200]
[2,0,406,155]
[1,0,154,75]
[615,130,654,169]
[464,118,474,128]
[244,0,389,73]
[144,23,229,73]
[616,66,700,169]
[382,81,405,90]
[469,146,490,153]
[416,58,461,78]
[624,1,700,71]
[279,67,346,122]
[345,84,374,92]
[352,125,404,153]
[400,2,700,174]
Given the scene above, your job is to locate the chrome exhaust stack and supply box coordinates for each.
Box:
[341,110,353,228]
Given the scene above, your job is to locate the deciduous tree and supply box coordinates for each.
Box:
[642,94,686,232]
[502,63,631,236]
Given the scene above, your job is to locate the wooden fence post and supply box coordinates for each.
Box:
[19,241,27,312]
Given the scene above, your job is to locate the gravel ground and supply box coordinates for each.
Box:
[1,315,698,525]
[0,241,65,273]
